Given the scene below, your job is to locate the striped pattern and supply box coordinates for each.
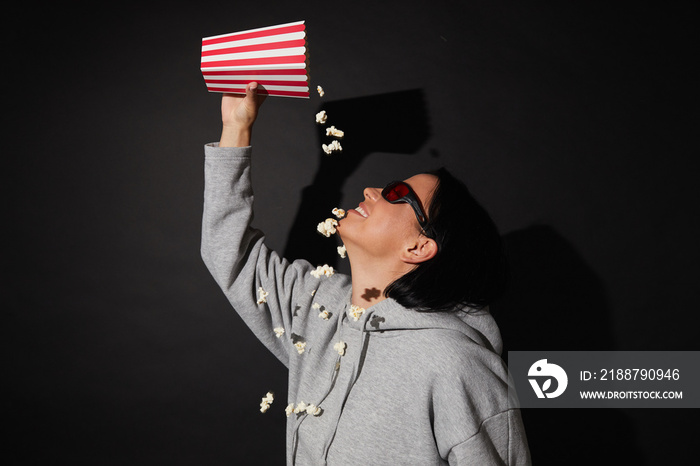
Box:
[201,21,309,98]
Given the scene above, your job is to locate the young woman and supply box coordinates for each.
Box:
[201,83,531,465]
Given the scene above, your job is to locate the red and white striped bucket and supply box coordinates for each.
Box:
[201,20,309,99]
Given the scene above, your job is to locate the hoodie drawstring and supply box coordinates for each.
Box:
[321,311,371,461]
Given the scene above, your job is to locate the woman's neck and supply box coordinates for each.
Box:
[347,255,411,310]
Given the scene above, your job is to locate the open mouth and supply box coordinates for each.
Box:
[354,205,369,218]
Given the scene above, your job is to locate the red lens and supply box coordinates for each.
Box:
[384,182,409,202]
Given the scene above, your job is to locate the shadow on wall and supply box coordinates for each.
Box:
[493,224,614,353]
[492,225,645,465]
[283,89,430,266]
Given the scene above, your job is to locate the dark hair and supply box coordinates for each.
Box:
[384,167,508,312]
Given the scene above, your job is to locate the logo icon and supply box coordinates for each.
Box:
[528,359,568,398]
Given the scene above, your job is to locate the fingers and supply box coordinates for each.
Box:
[246,81,258,95]
[222,82,261,106]
[246,81,268,107]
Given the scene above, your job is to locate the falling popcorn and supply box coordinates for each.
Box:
[312,302,321,310]
[315,110,327,124]
[273,327,285,338]
[294,401,308,414]
[318,310,330,320]
[334,341,347,356]
[325,126,344,138]
[317,85,325,97]
[305,404,323,416]
[317,218,338,237]
[260,391,274,413]
[290,401,322,416]
[322,140,342,155]
[332,207,346,218]
[294,341,307,354]
[349,304,365,321]
[256,287,269,304]
[337,245,347,258]
[310,265,335,278]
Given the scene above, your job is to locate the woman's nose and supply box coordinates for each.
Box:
[363,187,381,201]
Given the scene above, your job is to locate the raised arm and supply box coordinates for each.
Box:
[201,84,318,367]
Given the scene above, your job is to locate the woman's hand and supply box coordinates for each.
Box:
[219,82,267,147]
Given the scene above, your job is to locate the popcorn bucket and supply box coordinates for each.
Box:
[201,20,309,98]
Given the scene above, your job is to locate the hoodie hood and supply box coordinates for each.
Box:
[344,296,503,356]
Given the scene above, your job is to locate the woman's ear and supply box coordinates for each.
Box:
[401,237,438,264]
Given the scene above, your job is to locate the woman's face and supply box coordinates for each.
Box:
[337,173,438,261]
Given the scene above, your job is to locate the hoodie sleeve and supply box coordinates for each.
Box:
[447,409,531,466]
[200,143,315,368]
[427,335,531,466]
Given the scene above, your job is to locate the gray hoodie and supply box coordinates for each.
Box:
[201,144,531,465]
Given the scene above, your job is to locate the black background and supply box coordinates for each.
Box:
[7,1,698,464]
